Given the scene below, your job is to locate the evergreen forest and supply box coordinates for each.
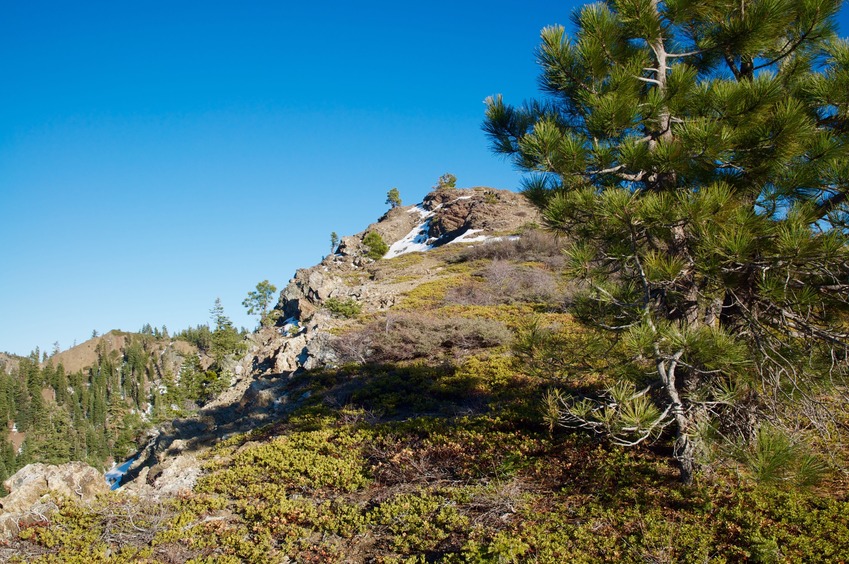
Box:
[0,313,246,485]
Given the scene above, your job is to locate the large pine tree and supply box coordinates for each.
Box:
[485,0,849,482]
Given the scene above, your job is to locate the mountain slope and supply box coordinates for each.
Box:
[115,186,545,496]
[45,330,195,376]
[3,186,848,563]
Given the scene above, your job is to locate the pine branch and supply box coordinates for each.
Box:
[723,53,741,80]
[635,75,663,86]
[666,49,705,58]
[814,190,847,218]
[752,22,818,73]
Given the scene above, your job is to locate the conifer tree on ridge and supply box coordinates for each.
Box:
[485,0,849,483]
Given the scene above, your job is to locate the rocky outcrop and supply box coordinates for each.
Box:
[0,462,110,537]
[424,188,536,241]
[118,324,316,499]
[278,187,539,324]
[279,269,343,320]
[0,353,21,375]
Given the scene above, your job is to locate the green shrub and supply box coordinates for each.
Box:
[324,296,362,318]
[371,491,468,553]
[363,231,389,259]
[198,428,372,498]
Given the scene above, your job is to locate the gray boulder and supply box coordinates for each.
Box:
[0,462,110,537]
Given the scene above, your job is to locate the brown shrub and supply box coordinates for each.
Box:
[486,261,560,304]
[331,312,511,363]
[445,261,561,307]
[444,281,498,306]
[455,229,564,267]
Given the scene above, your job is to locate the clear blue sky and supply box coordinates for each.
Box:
[2,1,848,356]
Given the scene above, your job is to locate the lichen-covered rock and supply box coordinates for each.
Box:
[0,462,110,537]
[143,452,202,497]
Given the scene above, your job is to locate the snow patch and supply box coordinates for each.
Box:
[449,232,521,246]
[448,229,485,244]
[385,205,439,258]
[387,201,519,257]
[408,205,432,219]
[281,317,301,335]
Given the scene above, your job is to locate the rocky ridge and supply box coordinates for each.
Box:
[278,186,538,322]
[1,186,540,505]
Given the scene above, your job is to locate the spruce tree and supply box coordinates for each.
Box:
[0,438,14,482]
[210,298,244,368]
[0,374,10,423]
[485,0,849,482]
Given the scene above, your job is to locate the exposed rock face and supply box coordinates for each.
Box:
[0,353,21,375]
[0,462,110,537]
[367,206,424,248]
[424,187,536,241]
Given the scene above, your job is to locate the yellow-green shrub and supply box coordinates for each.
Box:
[371,491,468,553]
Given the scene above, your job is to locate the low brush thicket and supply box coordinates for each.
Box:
[331,312,512,364]
[452,228,564,268]
[10,285,849,562]
[11,385,849,562]
[9,214,849,563]
[444,260,561,307]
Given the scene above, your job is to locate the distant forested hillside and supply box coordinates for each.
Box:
[0,326,241,485]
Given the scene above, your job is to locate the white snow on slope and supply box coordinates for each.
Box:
[281,317,300,335]
[448,229,485,244]
[384,201,519,259]
[385,205,437,258]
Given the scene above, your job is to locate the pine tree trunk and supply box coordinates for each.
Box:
[674,420,696,484]
[657,348,697,483]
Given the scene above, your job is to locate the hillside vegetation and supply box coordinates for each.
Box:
[4,0,849,560]
[4,216,848,562]
[0,318,248,485]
